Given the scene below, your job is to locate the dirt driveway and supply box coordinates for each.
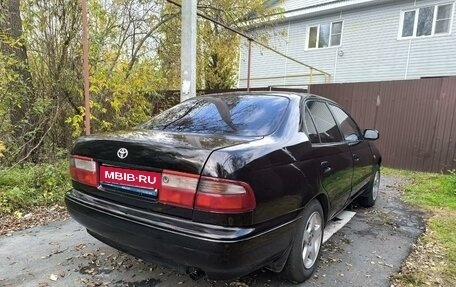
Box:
[0,175,424,287]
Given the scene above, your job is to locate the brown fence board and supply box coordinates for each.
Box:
[448,79,456,171]
[312,77,456,173]
[434,77,456,171]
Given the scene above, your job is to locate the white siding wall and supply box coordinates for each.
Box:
[239,0,456,87]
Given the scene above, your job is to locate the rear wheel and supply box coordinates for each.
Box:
[359,168,380,207]
[282,199,324,283]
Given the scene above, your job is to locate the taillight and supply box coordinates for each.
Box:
[70,155,98,187]
[194,177,256,213]
[159,170,199,208]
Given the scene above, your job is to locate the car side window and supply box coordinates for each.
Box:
[303,107,320,143]
[328,105,362,142]
[306,101,343,143]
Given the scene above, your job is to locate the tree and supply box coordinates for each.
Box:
[71,0,174,133]
[157,0,281,91]
[0,0,282,166]
[0,0,39,163]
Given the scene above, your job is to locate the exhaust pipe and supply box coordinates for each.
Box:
[187,267,205,281]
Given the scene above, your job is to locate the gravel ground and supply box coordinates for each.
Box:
[0,175,424,287]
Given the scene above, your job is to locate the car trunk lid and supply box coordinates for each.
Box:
[70,129,259,219]
[73,129,255,174]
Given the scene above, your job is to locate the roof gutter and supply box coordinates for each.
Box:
[251,0,398,25]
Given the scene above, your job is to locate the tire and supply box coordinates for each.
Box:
[359,168,380,208]
[282,199,324,284]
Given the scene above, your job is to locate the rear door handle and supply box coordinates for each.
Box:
[353,154,360,162]
[321,161,332,174]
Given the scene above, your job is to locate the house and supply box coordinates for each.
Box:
[238,0,456,88]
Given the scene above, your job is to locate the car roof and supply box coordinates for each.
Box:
[201,91,338,105]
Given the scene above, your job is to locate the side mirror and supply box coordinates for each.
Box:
[363,129,380,141]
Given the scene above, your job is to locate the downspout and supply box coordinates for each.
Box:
[404,39,412,80]
[404,0,416,79]
[334,48,339,83]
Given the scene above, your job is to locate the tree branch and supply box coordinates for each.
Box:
[125,13,178,79]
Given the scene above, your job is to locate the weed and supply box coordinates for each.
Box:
[0,160,70,215]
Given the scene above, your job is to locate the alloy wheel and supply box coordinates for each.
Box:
[302,211,323,269]
[372,171,380,201]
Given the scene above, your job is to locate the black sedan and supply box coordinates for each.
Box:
[65,92,381,283]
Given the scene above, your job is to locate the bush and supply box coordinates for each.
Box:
[0,160,71,215]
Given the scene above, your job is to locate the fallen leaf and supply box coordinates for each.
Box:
[75,243,86,250]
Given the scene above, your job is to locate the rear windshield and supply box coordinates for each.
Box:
[139,95,290,137]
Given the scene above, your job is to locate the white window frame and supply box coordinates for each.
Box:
[306,20,344,50]
[398,2,455,40]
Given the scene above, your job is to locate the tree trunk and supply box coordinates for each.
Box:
[1,0,39,162]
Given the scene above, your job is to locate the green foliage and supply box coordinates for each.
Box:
[0,160,70,215]
[87,58,166,133]
[1,0,283,165]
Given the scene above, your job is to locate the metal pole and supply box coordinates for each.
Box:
[81,0,90,135]
[247,40,252,92]
[180,0,197,102]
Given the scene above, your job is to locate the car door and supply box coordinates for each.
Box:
[328,104,373,197]
[304,101,354,219]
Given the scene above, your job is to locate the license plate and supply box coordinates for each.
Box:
[100,165,162,191]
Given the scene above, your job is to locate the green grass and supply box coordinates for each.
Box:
[384,167,456,286]
[430,217,456,270]
[383,168,456,209]
[0,160,71,215]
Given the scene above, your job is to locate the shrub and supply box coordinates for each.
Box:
[0,160,70,215]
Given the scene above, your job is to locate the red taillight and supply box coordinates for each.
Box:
[159,170,199,208]
[194,177,256,213]
[70,155,98,187]
[158,171,256,213]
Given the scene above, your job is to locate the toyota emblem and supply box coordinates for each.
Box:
[117,148,128,159]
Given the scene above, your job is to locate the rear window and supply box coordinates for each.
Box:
[139,95,290,137]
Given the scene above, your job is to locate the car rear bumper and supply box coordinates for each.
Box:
[65,189,298,280]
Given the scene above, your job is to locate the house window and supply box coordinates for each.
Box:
[400,3,453,38]
[307,21,343,49]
